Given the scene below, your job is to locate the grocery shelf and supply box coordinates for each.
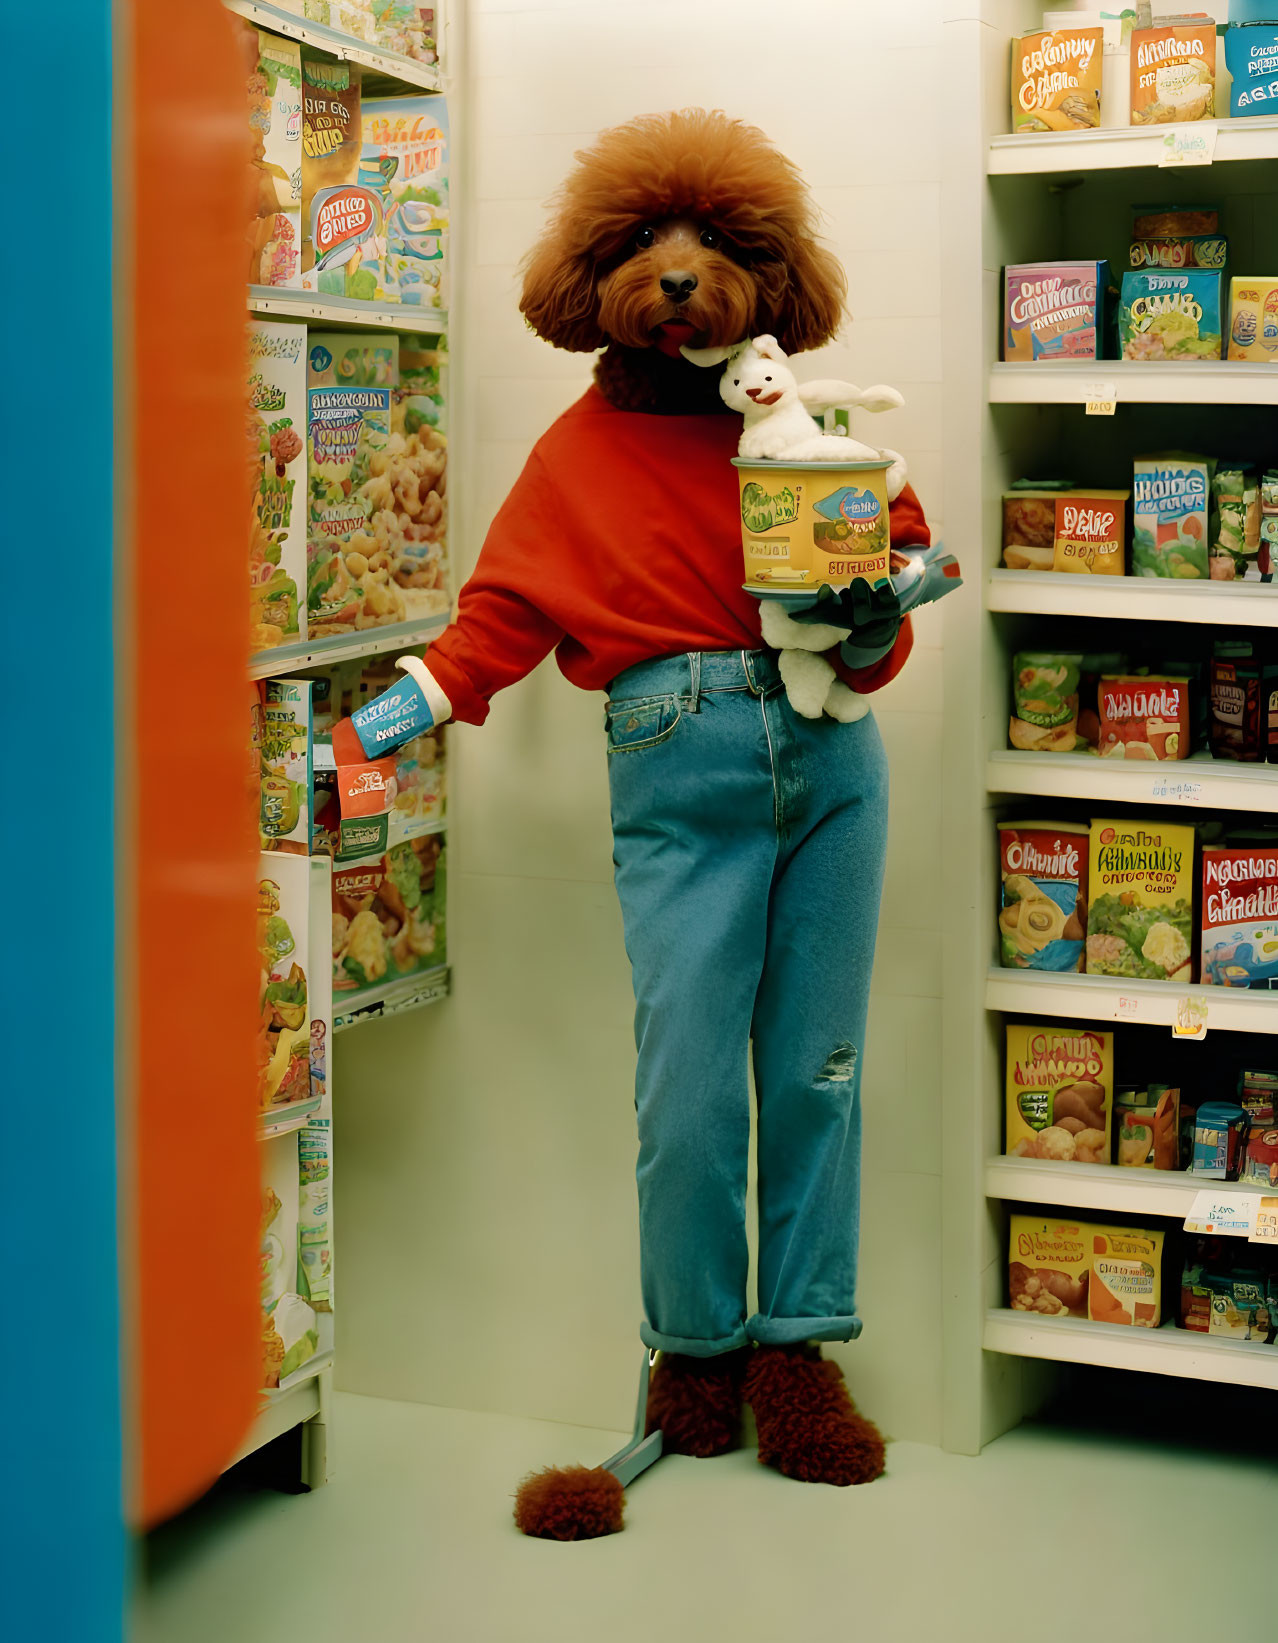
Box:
[984,967,1278,1036]
[223,1,441,95]
[258,1096,322,1141]
[984,1308,1278,1391]
[228,1371,321,1469]
[334,963,450,1031]
[987,569,1278,627]
[984,1155,1270,1218]
[248,613,449,681]
[988,360,1278,407]
[988,115,1278,175]
[987,749,1278,813]
[248,286,448,335]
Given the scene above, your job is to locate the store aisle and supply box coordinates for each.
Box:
[137,1390,1274,1643]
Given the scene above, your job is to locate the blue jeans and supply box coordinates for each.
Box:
[605,649,889,1358]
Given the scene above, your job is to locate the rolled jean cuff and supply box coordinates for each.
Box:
[640,1321,750,1358]
[747,1312,863,1347]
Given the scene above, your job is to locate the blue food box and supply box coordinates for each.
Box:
[1192,1102,1248,1178]
[1225,24,1278,115]
[1118,271,1223,361]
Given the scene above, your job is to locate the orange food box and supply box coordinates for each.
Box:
[1097,675,1191,761]
[1131,22,1215,125]
[1011,29,1103,133]
[1052,490,1129,574]
[1088,1227,1165,1327]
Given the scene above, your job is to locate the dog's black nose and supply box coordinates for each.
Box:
[659,270,698,303]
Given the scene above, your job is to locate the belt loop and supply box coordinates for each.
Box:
[687,652,702,712]
[741,649,759,695]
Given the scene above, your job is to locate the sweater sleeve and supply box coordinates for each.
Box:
[420,451,566,725]
[828,482,931,696]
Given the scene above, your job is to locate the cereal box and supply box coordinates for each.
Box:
[1226,277,1278,360]
[301,59,379,298]
[1132,453,1212,578]
[1053,490,1129,574]
[247,322,308,651]
[1201,843,1278,987]
[260,1131,318,1387]
[257,852,312,1112]
[1011,28,1103,133]
[1009,1216,1092,1318]
[1006,1024,1113,1164]
[1089,1227,1164,1327]
[243,27,302,287]
[1086,818,1195,981]
[360,97,449,309]
[307,856,332,1106]
[306,332,399,389]
[1224,21,1278,117]
[332,834,446,996]
[307,382,398,635]
[998,822,1089,972]
[1096,674,1190,761]
[1131,21,1215,124]
[1119,271,1222,361]
[1003,261,1111,362]
[259,679,313,852]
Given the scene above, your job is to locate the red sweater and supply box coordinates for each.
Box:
[425,386,930,725]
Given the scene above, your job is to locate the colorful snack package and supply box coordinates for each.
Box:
[1006,1024,1113,1164]
[332,834,446,996]
[1118,270,1222,361]
[1086,817,1195,981]
[1224,21,1278,117]
[1207,1267,1273,1339]
[998,822,1089,972]
[1009,652,1082,754]
[242,26,302,287]
[306,332,398,388]
[1097,674,1190,760]
[1053,490,1129,573]
[1239,1129,1278,1190]
[360,97,449,309]
[1002,485,1067,571]
[256,853,312,1111]
[1131,453,1212,578]
[301,59,375,297]
[1115,1084,1180,1169]
[1238,1068,1278,1127]
[1192,1102,1249,1179]
[1129,234,1227,271]
[1009,1217,1092,1318]
[1130,19,1215,124]
[307,381,404,635]
[1011,28,1104,132]
[1201,844,1278,987]
[1226,276,1278,360]
[246,321,307,651]
[1132,207,1217,239]
[1210,641,1266,762]
[1210,465,1263,579]
[1003,261,1111,362]
[259,679,313,851]
[1089,1227,1164,1327]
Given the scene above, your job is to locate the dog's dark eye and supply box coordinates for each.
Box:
[635,226,656,250]
[699,228,722,249]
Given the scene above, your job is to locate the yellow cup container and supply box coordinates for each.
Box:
[733,456,893,596]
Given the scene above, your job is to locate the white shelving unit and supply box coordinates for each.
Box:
[248,613,449,682]
[248,286,449,334]
[224,0,441,92]
[942,2,1278,1458]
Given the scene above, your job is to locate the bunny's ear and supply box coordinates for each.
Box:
[752,334,785,362]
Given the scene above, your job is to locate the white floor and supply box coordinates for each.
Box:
[136,1390,1276,1643]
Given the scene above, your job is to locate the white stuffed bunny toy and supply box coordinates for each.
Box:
[684,334,909,721]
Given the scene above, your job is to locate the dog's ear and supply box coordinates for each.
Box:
[519,238,606,352]
[775,240,847,356]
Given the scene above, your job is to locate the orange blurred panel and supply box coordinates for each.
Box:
[128,0,261,1526]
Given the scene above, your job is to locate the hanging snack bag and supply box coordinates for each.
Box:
[1130,18,1215,124]
[998,823,1089,972]
[1009,1217,1092,1317]
[1226,276,1278,360]
[246,322,308,651]
[1132,453,1212,578]
[1097,674,1190,760]
[1053,490,1129,573]
[1210,465,1264,579]
[1089,1227,1164,1327]
[1210,641,1266,762]
[242,27,302,287]
[1118,271,1222,361]
[1011,27,1104,131]
[1201,843,1278,987]
[1006,1024,1114,1164]
[1086,817,1195,981]
[1010,651,1082,754]
[1003,262,1111,361]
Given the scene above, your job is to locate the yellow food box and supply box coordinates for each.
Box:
[1052,490,1130,574]
[1011,29,1103,133]
[1009,1216,1092,1317]
[1088,1226,1164,1327]
[1226,277,1278,361]
[1006,1024,1113,1165]
[1086,818,1196,981]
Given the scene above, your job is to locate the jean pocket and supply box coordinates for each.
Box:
[604,693,683,754]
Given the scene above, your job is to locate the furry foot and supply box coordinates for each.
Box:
[644,1347,751,1457]
[777,647,836,719]
[513,1464,625,1540]
[823,681,869,723]
[743,1343,886,1486]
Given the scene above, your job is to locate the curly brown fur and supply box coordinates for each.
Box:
[743,1343,886,1487]
[519,109,846,412]
[644,1347,751,1457]
[512,1464,625,1540]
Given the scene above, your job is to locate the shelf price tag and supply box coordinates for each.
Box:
[1184,1188,1255,1237]
[1172,995,1209,1039]
[1116,995,1141,1020]
[1082,379,1117,416]
[1250,1198,1278,1246]
[1159,125,1217,168]
[1151,777,1204,805]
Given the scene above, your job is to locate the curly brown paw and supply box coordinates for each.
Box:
[744,1344,886,1486]
[512,1464,625,1540]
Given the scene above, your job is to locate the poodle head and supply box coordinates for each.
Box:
[519,110,847,359]
[719,335,798,414]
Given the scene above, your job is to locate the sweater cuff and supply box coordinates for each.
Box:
[416,646,491,726]
[396,655,453,726]
[830,616,914,695]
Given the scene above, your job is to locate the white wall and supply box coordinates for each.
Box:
[336,0,950,1447]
